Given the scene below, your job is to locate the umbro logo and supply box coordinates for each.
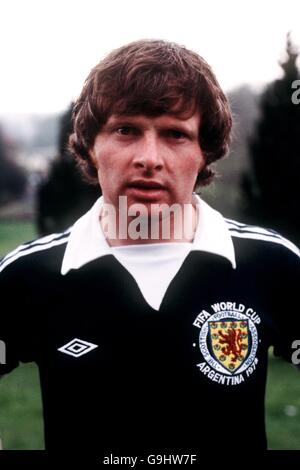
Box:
[58,338,98,358]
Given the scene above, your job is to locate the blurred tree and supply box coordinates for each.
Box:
[36,104,100,235]
[0,126,27,205]
[202,85,259,220]
[242,34,300,244]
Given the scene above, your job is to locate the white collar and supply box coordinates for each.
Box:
[61,195,236,275]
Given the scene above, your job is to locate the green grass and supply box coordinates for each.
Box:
[266,356,300,449]
[0,221,43,449]
[0,363,44,449]
[0,221,299,449]
[0,220,37,257]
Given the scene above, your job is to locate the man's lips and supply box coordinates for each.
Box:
[127,180,167,190]
[125,180,168,201]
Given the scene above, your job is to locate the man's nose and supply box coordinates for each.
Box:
[133,135,164,171]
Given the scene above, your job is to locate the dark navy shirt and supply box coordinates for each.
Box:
[0,213,299,452]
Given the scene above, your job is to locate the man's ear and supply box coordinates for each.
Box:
[89,148,97,167]
[197,148,206,173]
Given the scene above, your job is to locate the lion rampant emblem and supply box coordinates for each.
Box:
[209,320,249,372]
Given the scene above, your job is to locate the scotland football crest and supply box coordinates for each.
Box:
[209,320,249,373]
[193,302,260,386]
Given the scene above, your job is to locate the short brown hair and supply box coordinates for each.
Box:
[69,39,232,187]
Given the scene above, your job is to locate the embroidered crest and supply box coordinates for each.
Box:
[209,320,249,373]
[193,302,260,386]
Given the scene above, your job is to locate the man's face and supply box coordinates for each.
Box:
[90,111,205,213]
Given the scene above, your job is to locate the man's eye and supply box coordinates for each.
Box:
[116,127,135,136]
[167,130,187,140]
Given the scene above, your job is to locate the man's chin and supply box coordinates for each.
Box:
[127,201,173,220]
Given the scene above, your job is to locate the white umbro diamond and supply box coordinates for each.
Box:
[58,338,98,358]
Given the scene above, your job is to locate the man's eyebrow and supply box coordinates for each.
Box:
[106,115,139,124]
[103,116,140,130]
[160,122,199,141]
[164,123,197,134]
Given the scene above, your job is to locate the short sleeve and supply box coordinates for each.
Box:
[0,256,39,375]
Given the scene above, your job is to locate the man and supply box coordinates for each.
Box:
[0,40,299,454]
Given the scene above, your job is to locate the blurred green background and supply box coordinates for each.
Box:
[0,221,299,450]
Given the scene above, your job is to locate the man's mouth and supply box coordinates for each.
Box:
[127,180,166,190]
[126,180,167,201]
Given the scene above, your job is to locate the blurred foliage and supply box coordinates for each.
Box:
[242,34,300,245]
[202,85,259,219]
[0,127,27,205]
[36,103,100,235]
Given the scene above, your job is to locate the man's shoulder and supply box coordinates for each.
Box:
[224,217,300,259]
[0,229,71,275]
